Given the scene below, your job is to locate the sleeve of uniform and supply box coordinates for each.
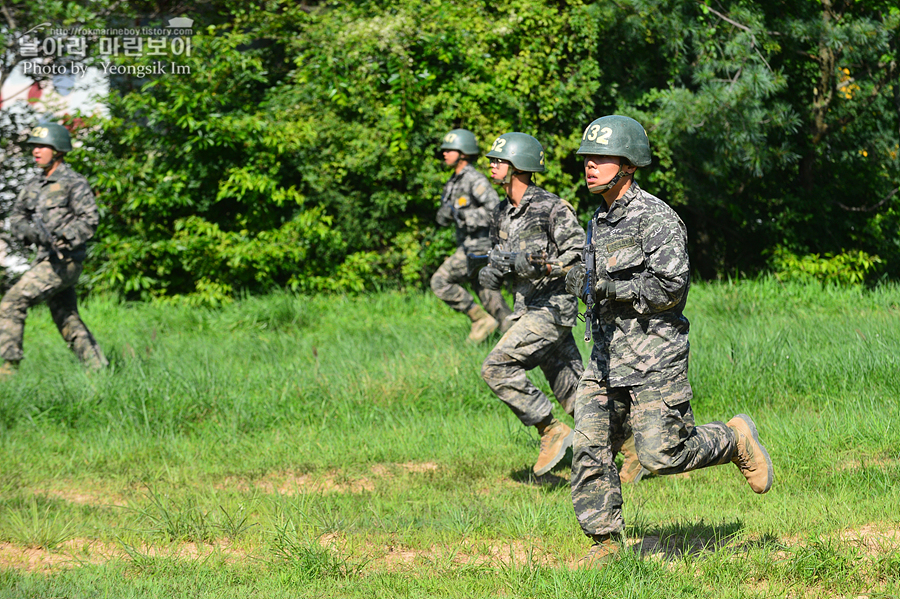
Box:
[488,202,504,247]
[56,179,99,247]
[9,188,33,242]
[436,180,453,227]
[614,209,689,314]
[548,201,586,279]
[473,175,500,212]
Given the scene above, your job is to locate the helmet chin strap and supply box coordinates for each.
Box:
[492,166,521,186]
[588,159,629,194]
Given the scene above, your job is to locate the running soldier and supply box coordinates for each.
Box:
[0,123,107,377]
[432,129,512,343]
[478,132,585,476]
[565,115,773,566]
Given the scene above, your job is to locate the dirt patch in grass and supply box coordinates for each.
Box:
[0,538,250,574]
[219,462,442,496]
[357,537,562,571]
[36,488,130,508]
[839,523,900,555]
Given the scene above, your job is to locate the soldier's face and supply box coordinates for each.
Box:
[442,149,461,166]
[583,155,634,194]
[32,145,56,168]
[489,158,510,184]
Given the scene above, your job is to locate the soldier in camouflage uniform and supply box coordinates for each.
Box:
[0,123,108,377]
[477,132,585,476]
[564,115,774,566]
[432,129,512,343]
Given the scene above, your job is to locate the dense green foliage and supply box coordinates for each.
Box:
[4,1,899,301]
[0,282,899,596]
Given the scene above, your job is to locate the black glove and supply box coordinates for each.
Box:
[594,277,616,300]
[514,251,544,280]
[22,224,41,245]
[35,224,53,246]
[565,263,586,298]
[436,203,453,227]
[478,265,504,290]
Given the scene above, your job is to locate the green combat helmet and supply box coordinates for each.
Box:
[485,132,545,173]
[576,115,650,167]
[576,115,650,194]
[26,122,72,153]
[440,129,480,156]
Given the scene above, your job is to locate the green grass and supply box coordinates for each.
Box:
[1,278,899,597]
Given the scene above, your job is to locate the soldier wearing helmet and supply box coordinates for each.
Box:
[564,115,773,567]
[432,128,513,343]
[0,122,107,378]
[477,132,586,477]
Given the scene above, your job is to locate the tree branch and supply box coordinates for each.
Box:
[833,188,898,212]
[0,1,16,30]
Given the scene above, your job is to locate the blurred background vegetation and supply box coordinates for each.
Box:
[2,0,898,304]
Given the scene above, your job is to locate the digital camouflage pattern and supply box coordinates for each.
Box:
[10,163,98,262]
[480,184,586,426]
[570,372,735,537]
[489,184,585,327]
[0,163,106,368]
[433,164,509,321]
[430,246,511,321]
[589,182,691,387]
[570,181,736,538]
[436,163,500,254]
[481,309,583,425]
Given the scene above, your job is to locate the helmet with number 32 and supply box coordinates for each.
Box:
[485,132,545,173]
[576,115,651,167]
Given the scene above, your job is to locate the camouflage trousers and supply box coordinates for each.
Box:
[481,309,584,426]
[0,257,107,368]
[431,247,511,324]
[570,361,736,538]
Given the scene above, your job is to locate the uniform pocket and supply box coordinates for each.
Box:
[605,242,644,276]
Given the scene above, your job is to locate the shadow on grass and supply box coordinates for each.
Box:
[509,468,569,490]
[630,520,752,560]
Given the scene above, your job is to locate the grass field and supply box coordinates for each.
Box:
[0,278,899,598]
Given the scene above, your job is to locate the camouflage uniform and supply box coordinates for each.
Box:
[481,185,585,424]
[0,162,107,368]
[432,164,511,322]
[570,182,735,538]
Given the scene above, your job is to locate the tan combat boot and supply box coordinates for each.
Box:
[727,414,774,494]
[578,534,623,568]
[466,304,499,343]
[618,435,650,484]
[533,418,573,476]
[0,361,18,380]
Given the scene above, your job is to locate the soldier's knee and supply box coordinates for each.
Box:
[636,445,677,474]
[430,270,446,293]
[480,355,508,391]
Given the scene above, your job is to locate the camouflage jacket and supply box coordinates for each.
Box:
[491,184,585,327]
[588,181,691,388]
[10,162,99,262]
[436,164,500,253]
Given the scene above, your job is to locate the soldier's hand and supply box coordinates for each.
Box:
[436,204,453,227]
[36,226,53,246]
[23,225,41,245]
[514,251,545,279]
[478,265,504,290]
[594,277,616,300]
[565,263,586,298]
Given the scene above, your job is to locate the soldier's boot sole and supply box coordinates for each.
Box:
[467,315,499,344]
[618,435,650,484]
[728,414,774,494]
[577,536,624,569]
[534,424,573,476]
